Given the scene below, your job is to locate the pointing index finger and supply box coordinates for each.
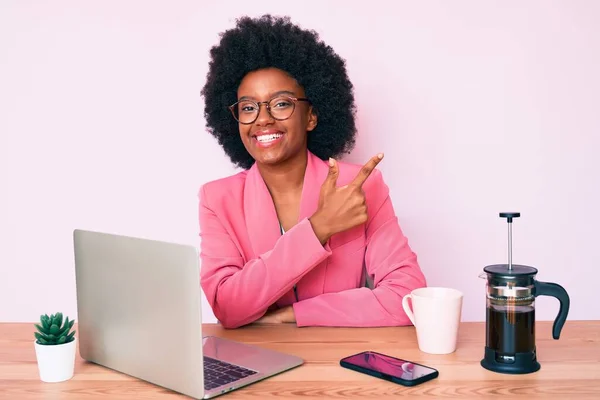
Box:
[351,153,384,188]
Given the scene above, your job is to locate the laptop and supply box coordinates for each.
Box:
[73,229,303,399]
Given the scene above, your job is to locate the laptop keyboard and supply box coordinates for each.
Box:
[203,356,257,391]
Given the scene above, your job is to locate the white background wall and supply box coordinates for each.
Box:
[2,1,599,326]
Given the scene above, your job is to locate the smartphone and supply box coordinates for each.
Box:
[340,351,439,387]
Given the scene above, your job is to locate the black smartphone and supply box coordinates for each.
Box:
[340,351,439,387]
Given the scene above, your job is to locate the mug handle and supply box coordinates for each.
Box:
[402,294,416,326]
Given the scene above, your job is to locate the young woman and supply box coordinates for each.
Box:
[199,15,426,328]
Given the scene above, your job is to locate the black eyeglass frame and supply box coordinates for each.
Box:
[228,96,311,124]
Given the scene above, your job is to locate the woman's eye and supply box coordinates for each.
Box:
[273,101,292,108]
[240,105,256,113]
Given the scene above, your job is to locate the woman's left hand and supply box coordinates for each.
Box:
[254,306,296,324]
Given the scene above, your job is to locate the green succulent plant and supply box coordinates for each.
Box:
[34,312,76,345]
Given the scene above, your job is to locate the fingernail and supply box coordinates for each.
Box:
[378,153,384,159]
[329,158,335,166]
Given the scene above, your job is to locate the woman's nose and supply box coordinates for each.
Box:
[255,103,273,125]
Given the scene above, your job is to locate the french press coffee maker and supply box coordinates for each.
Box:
[480,212,570,374]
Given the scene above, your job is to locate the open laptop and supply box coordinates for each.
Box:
[73,229,303,399]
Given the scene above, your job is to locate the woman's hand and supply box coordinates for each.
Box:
[309,153,384,244]
[254,306,296,324]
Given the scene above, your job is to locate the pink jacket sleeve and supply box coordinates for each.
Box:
[199,185,332,329]
[292,170,427,327]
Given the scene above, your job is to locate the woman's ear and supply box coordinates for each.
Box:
[306,107,318,132]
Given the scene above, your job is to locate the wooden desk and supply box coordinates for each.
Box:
[1,321,599,399]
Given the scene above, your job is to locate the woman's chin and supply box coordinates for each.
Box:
[255,152,285,166]
[247,142,306,167]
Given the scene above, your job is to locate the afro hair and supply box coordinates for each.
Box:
[200,14,357,170]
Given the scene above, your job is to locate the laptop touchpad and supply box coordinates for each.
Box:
[202,336,291,371]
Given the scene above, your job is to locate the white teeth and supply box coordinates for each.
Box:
[256,133,283,143]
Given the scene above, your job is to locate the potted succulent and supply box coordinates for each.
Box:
[34,312,77,382]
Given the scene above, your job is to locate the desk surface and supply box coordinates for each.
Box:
[1,321,599,399]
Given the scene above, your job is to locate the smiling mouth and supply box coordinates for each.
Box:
[253,132,284,144]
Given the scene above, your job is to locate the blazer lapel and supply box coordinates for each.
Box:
[243,163,281,259]
[297,150,329,222]
[295,150,329,300]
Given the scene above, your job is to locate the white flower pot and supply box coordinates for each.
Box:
[34,337,77,382]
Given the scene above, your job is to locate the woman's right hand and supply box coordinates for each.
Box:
[309,153,384,245]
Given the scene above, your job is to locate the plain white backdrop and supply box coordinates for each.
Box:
[1,1,599,326]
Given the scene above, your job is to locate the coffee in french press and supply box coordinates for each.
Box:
[480,212,570,374]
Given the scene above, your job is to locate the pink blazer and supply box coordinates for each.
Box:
[198,150,427,328]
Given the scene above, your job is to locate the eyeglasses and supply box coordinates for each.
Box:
[228,95,311,124]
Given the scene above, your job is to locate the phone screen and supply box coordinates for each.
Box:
[341,351,437,381]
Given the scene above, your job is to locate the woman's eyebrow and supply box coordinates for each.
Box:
[238,90,297,101]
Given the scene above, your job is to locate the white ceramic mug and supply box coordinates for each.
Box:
[402,287,463,354]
